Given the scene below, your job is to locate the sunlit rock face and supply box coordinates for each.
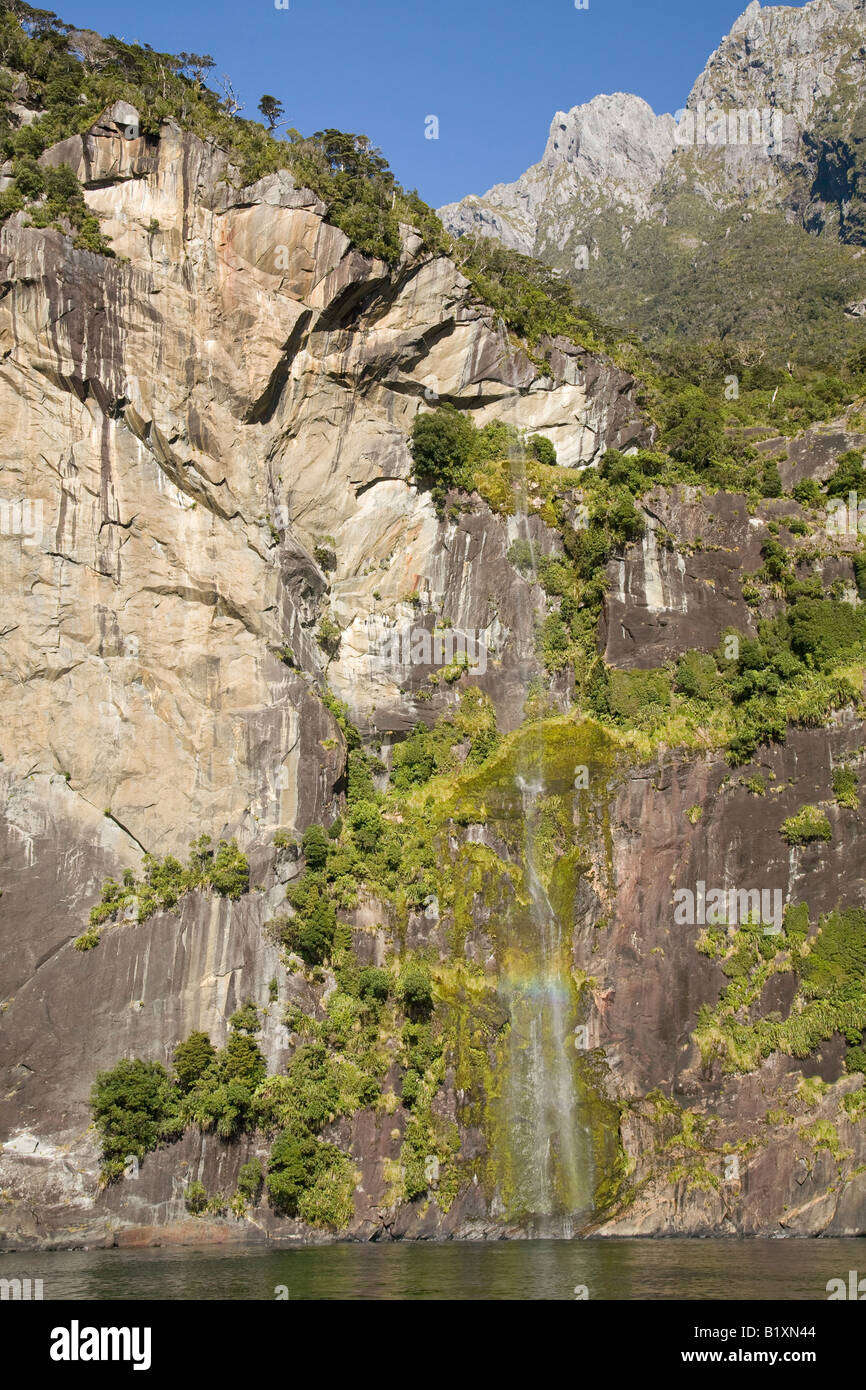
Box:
[3,1,866,1249]
[440,0,866,257]
[0,105,652,1246]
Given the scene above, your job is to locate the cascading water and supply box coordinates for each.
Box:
[493,447,594,1234]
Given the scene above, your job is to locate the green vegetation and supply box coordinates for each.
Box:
[409,405,558,514]
[91,896,455,1224]
[90,1059,183,1181]
[825,449,866,499]
[780,805,833,846]
[454,235,611,357]
[264,698,499,943]
[85,835,250,938]
[591,592,866,765]
[390,688,499,791]
[0,154,111,252]
[0,4,446,264]
[537,198,866,381]
[695,906,866,1078]
[316,613,342,656]
[832,765,860,809]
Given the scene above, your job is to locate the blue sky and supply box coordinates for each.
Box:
[61,0,809,208]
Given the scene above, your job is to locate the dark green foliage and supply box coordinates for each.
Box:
[302,824,330,869]
[793,478,823,507]
[222,1032,267,1087]
[348,800,382,854]
[780,805,833,846]
[276,875,337,965]
[357,966,390,1002]
[401,1020,441,1073]
[824,449,865,499]
[87,834,250,931]
[236,1157,264,1204]
[455,234,609,353]
[390,723,439,789]
[228,1000,260,1034]
[398,961,434,1018]
[257,94,283,130]
[410,405,477,509]
[799,909,866,1000]
[674,650,721,701]
[785,598,866,669]
[91,1059,181,1181]
[390,690,498,791]
[185,1180,208,1215]
[760,537,794,584]
[832,765,859,808]
[607,668,671,722]
[346,748,382,804]
[661,387,727,470]
[528,434,557,465]
[172,1031,216,1093]
[266,1128,333,1216]
[597,448,667,494]
[760,462,784,498]
[401,1069,421,1108]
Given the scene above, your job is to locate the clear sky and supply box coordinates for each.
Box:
[60,0,810,208]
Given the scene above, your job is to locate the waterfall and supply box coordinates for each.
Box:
[494,447,593,1233]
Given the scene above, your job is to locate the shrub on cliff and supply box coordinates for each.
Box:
[266,1127,352,1224]
[824,449,866,499]
[184,1180,208,1215]
[410,405,477,510]
[398,960,434,1018]
[301,824,330,869]
[780,805,832,846]
[661,388,727,470]
[279,877,337,965]
[172,1031,216,1092]
[205,838,250,899]
[528,433,557,465]
[455,234,608,353]
[799,909,866,1000]
[91,1059,182,1181]
[236,1157,264,1205]
[674,650,722,701]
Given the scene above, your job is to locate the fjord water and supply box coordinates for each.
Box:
[4,1239,862,1301]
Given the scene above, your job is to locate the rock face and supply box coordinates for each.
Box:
[440,94,677,257]
[0,109,651,1246]
[440,94,678,257]
[439,0,866,262]
[2,91,866,1251]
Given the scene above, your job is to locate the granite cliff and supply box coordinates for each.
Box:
[1,5,866,1249]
